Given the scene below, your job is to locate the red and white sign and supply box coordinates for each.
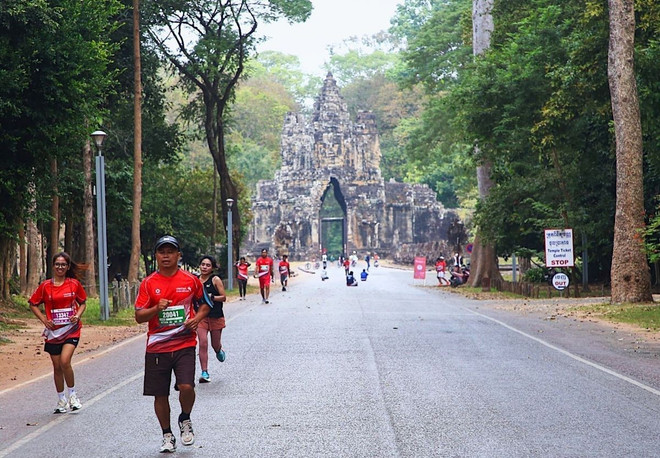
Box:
[544,229,574,267]
[413,257,426,279]
[552,272,570,290]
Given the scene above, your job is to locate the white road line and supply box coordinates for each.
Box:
[0,371,143,458]
[0,332,146,397]
[0,309,245,455]
[467,307,660,397]
[0,306,244,397]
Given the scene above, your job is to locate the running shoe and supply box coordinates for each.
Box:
[53,399,68,414]
[199,371,210,383]
[265,300,269,304]
[68,393,82,411]
[160,433,176,453]
[179,419,195,446]
[282,286,286,291]
[216,349,226,362]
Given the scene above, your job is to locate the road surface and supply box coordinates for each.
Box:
[1,264,659,457]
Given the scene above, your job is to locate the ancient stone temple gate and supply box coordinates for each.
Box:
[249,73,462,260]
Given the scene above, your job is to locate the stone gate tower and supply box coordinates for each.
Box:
[249,73,462,260]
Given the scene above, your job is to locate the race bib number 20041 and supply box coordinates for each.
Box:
[159,304,186,326]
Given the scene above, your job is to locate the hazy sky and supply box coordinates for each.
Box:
[257,0,403,76]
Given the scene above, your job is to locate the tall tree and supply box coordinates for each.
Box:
[467,0,502,287]
[82,139,97,293]
[129,0,143,283]
[145,0,312,261]
[608,0,652,302]
[0,0,120,301]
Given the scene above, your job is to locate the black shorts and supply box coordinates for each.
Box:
[44,338,79,355]
[143,346,196,397]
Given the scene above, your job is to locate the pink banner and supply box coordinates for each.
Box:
[413,257,426,279]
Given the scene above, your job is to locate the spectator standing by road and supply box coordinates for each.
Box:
[435,256,450,286]
[343,257,350,274]
[28,252,87,414]
[196,255,227,384]
[134,236,212,453]
[365,253,371,271]
[254,248,274,303]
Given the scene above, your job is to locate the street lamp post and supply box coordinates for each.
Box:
[91,130,110,321]
[226,198,234,291]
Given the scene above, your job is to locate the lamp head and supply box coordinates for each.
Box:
[226,198,234,208]
[90,130,107,150]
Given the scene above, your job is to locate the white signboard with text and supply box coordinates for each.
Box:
[544,229,574,267]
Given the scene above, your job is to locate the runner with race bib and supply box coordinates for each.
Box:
[254,248,274,304]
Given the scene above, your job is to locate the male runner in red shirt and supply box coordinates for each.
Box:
[135,235,212,453]
[254,248,274,303]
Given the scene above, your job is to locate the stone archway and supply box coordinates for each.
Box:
[249,73,464,261]
[319,177,346,259]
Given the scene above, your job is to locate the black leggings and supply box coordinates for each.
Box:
[237,278,247,297]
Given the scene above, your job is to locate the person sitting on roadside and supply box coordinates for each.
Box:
[360,269,368,281]
[346,271,358,286]
[450,264,466,287]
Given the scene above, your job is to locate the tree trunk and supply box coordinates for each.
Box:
[0,235,16,302]
[467,0,501,288]
[608,0,652,302]
[83,140,97,294]
[128,0,143,284]
[212,167,218,250]
[204,100,241,265]
[49,157,60,277]
[19,220,27,295]
[26,219,42,294]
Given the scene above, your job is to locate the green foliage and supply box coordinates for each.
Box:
[248,51,321,106]
[394,0,660,281]
[522,267,548,284]
[225,135,280,192]
[0,0,122,237]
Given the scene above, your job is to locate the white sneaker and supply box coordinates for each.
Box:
[68,393,82,411]
[179,419,195,446]
[160,433,176,453]
[53,398,68,414]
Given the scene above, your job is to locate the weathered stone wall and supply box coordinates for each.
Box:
[248,73,464,260]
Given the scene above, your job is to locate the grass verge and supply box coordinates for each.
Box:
[450,286,659,332]
[570,303,660,331]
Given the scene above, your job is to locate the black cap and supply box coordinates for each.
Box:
[155,235,180,251]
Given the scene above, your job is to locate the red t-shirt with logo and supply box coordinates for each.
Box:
[135,269,208,353]
[29,278,87,343]
[279,260,290,276]
[255,256,273,280]
[236,261,250,280]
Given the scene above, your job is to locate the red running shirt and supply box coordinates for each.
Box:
[29,278,87,343]
[135,269,207,353]
[236,261,250,280]
[279,261,290,276]
[255,257,273,279]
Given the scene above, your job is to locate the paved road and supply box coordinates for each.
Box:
[1,265,659,457]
